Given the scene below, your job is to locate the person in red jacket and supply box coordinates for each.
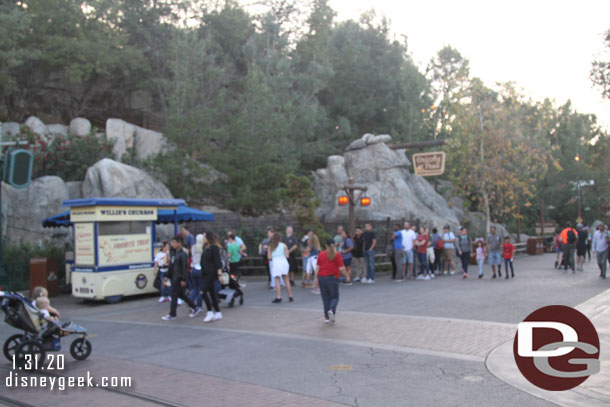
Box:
[503,236,515,279]
[315,238,350,324]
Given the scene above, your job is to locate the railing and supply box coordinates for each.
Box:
[514,242,527,255]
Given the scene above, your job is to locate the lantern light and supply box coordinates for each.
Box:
[338,196,349,206]
[360,197,371,207]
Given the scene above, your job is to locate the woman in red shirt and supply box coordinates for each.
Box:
[315,238,350,324]
[503,236,515,279]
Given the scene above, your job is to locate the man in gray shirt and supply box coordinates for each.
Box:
[487,226,502,279]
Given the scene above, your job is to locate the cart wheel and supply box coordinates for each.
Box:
[239,296,244,306]
[105,295,123,304]
[14,340,46,369]
[3,334,24,361]
[70,337,92,361]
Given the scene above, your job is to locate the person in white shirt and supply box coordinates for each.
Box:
[154,241,171,302]
[401,222,417,279]
[592,224,609,279]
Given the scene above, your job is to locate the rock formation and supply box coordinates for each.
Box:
[314,134,460,229]
[105,118,166,161]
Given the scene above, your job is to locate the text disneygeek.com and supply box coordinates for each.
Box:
[5,371,132,391]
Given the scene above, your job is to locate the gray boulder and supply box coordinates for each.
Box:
[1,122,20,138]
[82,158,173,199]
[69,118,92,136]
[47,124,68,138]
[106,118,166,161]
[24,116,49,140]
[1,177,71,246]
[314,136,459,229]
[66,181,83,199]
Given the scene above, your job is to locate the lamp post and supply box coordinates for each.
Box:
[575,152,583,222]
[338,179,369,238]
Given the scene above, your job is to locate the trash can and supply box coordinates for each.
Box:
[29,258,59,297]
[527,238,544,255]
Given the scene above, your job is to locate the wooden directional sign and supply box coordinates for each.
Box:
[412,151,446,176]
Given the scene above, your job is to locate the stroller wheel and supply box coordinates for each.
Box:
[3,334,25,361]
[228,298,235,308]
[15,340,46,369]
[239,296,244,306]
[70,337,92,361]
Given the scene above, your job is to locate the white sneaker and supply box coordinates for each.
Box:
[158,297,165,303]
[177,298,184,306]
[424,275,431,280]
[416,275,424,280]
[367,279,375,284]
[328,309,335,324]
[430,274,435,279]
[394,279,404,283]
[361,278,368,283]
[203,311,214,323]
[213,312,223,321]
[353,277,361,282]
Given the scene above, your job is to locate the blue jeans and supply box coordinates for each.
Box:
[364,250,375,280]
[418,252,430,275]
[318,275,339,318]
[189,269,203,308]
[159,270,170,297]
[460,252,471,274]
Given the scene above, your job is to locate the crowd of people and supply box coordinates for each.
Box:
[156,221,607,325]
[554,222,609,279]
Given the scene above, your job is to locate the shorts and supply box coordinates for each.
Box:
[577,247,587,256]
[442,249,454,264]
[404,249,414,264]
[343,257,352,267]
[394,249,405,265]
[489,251,502,266]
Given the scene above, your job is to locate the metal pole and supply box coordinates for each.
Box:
[0,121,4,271]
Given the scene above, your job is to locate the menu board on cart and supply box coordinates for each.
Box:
[98,234,152,266]
[74,223,95,265]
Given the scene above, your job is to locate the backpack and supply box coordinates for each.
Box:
[436,237,444,250]
[567,229,577,244]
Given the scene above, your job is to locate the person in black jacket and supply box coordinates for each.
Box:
[201,232,224,323]
[162,236,198,321]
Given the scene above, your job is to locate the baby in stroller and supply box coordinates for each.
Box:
[217,270,244,308]
[31,286,60,319]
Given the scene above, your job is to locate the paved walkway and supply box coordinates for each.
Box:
[1,253,608,406]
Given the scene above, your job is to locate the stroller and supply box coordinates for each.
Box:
[1,291,92,367]
[217,273,244,308]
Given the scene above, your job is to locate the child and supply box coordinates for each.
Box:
[476,241,486,279]
[35,297,60,324]
[31,286,60,318]
[503,237,515,279]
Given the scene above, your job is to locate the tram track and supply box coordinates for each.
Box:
[0,364,187,407]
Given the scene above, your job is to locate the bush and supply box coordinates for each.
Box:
[1,125,115,181]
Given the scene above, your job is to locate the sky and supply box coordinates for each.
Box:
[329,0,610,130]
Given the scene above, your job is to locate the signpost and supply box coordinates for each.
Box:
[412,151,446,177]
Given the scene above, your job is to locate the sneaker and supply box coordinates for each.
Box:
[162,297,171,303]
[478,274,483,279]
[158,297,165,303]
[161,315,176,321]
[416,275,424,280]
[312,289,321,294]
[424,275,431,280]
[328,309,335,324]
[353,277,361,282]
[272,298,282,303]
[367,279,375,284]
[203,311,214,323]
[324,318,331,324]
[177,298,184,306]
[443,271,448,276]
[449,271,455,275]
[361,278,368,283]
[395,279,404,283]
[429,274,435,279]
[189,307,202,318]
[213,312,223,321]
[289,297,294,302]
[342,281,353,286]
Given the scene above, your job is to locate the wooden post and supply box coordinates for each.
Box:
[341,178,368,238]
